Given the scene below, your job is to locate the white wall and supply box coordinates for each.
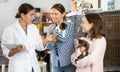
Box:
[114,0,120,10]
[85,0,120,10]
[0,0,120,40]
[101,0,108,11]
[21,0,71,12]
[0,0,22,40]
[0,0,71,40]
[85,0,98,9]
[101,0,120,11]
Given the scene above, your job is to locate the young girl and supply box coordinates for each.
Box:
[71,13,106,72]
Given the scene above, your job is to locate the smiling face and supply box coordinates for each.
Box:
[50,8,65,24]
[21,9,35,24]
[81,16,93,33]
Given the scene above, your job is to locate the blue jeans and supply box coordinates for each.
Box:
[52,63,76,72]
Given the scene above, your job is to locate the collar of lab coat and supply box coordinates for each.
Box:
[15,20,28,37]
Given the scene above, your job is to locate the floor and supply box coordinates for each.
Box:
[0,55,8,72]
[104,65,120,72]
[0,48,120,72]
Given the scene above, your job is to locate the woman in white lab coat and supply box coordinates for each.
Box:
[1,3,54,72]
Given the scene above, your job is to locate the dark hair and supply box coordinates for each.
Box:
[84,13,105,40]
[51,3,66,20]
[15,3,35,18]
[51,3,67,30]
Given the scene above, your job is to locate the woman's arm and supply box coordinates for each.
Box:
[75,37,106,68]
[44,34,57,49]
[44,24,58,49]
[8,45,26,57]
[43,34,57,47]
[53,22,74,42]
[1,28,26,58]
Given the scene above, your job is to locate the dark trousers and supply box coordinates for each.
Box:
[32,68,34,72]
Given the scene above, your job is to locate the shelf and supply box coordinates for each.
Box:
[40,12,52,38]
[33,12,52,38]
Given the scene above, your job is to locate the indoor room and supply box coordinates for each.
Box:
[0,0,120,72]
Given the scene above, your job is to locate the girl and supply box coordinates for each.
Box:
[71,13,106,72]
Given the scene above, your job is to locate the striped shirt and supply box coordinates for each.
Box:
[46,21,75,67]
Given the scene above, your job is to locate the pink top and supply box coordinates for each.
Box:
[71,37,106,72]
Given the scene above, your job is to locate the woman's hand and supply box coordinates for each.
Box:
[43,34,57,48]
[8,45,26,57]
[47,34,57,42]
[17,45,26,51]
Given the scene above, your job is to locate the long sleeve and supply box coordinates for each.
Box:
[45,22,74,49]
[74,37,106,69]
[53,22,74,42]
[34,26,44,51]
[89,37,106,65]
[45,24,56,50]
[71,48,82,66]
[71,52,77,66]
[45,41,55,50]
[1,28,14,59]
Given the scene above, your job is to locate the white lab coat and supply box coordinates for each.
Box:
[1,20,43,72]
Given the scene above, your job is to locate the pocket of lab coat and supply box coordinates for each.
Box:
[9,60,26,72]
